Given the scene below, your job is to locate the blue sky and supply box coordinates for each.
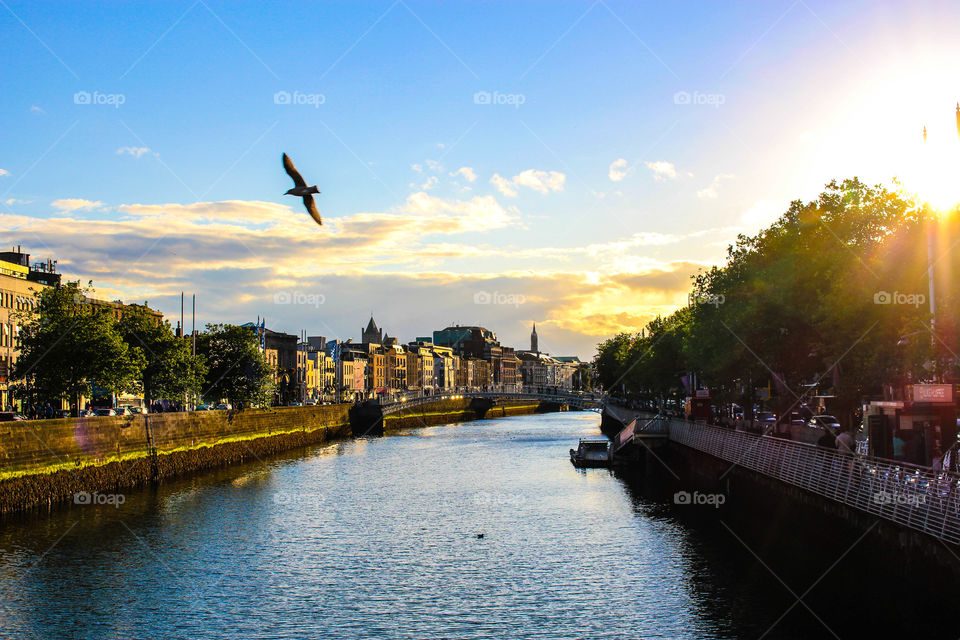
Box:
[3,0,960,357]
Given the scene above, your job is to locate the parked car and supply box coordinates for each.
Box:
[755,411,777,427]
[94,408,116,417]
[59,410,71,419]
[0,412,24,422]
[115,407,132,416]
[304,399,317,406]
[288,401,303,407]
[808,415,841,434]
[216,403,232,411]
[196,404,212,411]
[129,407,147,415]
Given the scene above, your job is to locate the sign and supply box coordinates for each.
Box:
[695,389,711,399]
[910,384,954,403]
[617,419,637,447]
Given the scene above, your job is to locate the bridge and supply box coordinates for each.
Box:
[614,413,960,546]
[379,391,605,416]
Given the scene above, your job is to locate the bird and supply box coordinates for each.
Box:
[476,533,484,539]
[282,153,322,226]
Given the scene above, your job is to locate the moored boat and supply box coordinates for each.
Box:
[569,438,612,468]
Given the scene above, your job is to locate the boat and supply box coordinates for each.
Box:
[569,438,612,468]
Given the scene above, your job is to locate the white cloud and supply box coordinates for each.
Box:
[696,173,735,199]
[450,166,477,182]
[490,169,566,197]
[490,173,518,197]
[420,175,439,191]
[645,161,678,181]
[4,198,31,205]
[411,163,423,173]
[0,186,732,358]
[117,147,151,158]
[741,199,783,228]
[608,158,628,182]
[30,105,46,114]
[0,169,8,177]
[51,198,104,212]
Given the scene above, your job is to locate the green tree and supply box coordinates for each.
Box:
[12,282,144,413]
[117,306,207,408]
[196,324,273,409]
[594,178,955,425]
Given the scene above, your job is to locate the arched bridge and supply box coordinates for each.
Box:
[379,391,605,416]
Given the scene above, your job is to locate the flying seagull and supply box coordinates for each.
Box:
[282,153,322,226]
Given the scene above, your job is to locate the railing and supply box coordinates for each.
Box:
[665,418,960,545]
[380,391,605,416]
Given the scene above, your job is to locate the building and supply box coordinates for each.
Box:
[361,316,383,345]
[531,322,539,353]
[243,323,298,404]
[0,249,50,410]
[384,343,407,391]
[432,345,455,391]
[432,325,500,358]
[501,347,519,391]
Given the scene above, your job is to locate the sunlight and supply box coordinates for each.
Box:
[904,130,960,212]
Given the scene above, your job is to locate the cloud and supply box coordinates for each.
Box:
[117,146,151,158]
[608,158,629,182]
[490,169,566,197]
[0,169,8,177]
[419,175,439,191]
[3,183,723,358]
[696,173,735,199]
[741,199,784,228]
[4,198,31,205]
[450,167,477,182]
[30,106,46,114]
[51,198,103,212]
[644,160,678,181]
[490,173,518,197]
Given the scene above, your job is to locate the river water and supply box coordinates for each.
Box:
[0,412,927,639]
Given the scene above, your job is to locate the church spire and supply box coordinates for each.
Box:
[531,322,539,353]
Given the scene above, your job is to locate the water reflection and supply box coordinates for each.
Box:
[0,412,948,639]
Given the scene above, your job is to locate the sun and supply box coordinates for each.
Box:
[903,128,960,212]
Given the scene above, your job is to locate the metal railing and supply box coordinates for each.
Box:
[663,418,960,545]
[380,391,605,416]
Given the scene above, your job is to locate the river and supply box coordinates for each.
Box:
[0,411,924,639]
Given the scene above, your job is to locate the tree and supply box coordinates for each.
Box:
[12,282,144,412]
[195,324,273,409]
[117,306,207,408]
[594,178,957,425]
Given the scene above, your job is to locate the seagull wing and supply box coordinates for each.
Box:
[283,153,307,188]
[302,194,323,226]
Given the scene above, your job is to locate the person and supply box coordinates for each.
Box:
[932,447,944,472]
[892,431,906,461]
[835,427,855,456]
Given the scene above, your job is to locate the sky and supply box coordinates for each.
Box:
[3,0,960,358]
